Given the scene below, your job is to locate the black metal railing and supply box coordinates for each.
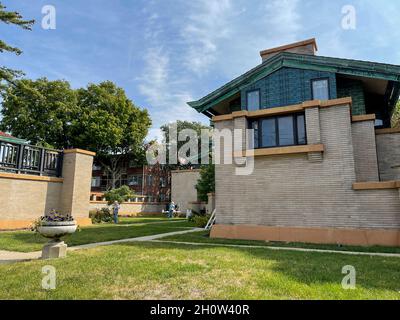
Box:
[0,140,63,177]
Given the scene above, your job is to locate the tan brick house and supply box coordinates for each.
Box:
[187,39,400,247]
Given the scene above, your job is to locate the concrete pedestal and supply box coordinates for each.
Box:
[42,241,67,259]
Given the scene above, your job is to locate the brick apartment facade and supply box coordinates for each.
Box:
[188,39,400,246]
[91,160,171,203]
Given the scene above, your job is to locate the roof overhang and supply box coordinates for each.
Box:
[188,52,400,115]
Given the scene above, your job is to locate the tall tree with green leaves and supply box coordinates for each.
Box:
[1,79,151,188]
[0,2,34,83]
[73,81,151,188]
[195,165,215,202]
[160,120,211,166]
[0,78,77,147]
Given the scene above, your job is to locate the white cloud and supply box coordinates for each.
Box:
[180,0,234,75]
[138,47,205,141]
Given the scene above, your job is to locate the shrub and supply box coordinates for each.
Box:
[104,185,135,205]
[89,207,112,224]
[193,214,211,228]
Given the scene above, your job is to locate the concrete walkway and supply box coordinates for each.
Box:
[0,228,203,264]
[0,250,41,264]
[70,228,203,250]
[150,240,400,258]
[2,227,400,264]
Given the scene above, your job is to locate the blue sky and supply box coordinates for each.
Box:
[1,0,400,140]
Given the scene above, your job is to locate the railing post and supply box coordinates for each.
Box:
[39,148,45,176]
[16,144,24,174]
[56,152,63,177]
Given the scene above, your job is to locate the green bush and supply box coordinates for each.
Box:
[89,207,113,224]
[193,214,211,228]
[104,185,135,205]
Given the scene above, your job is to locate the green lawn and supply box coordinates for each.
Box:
[118,216,185,225]
[161,230,400,254]
[0,241,399,299]
[0,219,194,253]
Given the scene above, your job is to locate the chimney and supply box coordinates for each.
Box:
[260,38,318,62]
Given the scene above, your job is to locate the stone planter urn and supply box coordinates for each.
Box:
[35,212,77,259]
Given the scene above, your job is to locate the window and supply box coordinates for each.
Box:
[246,90,260,111]
[128,175,142,186]
[91,176,101,187]
[250,113,306,148]
[160,177,166,188]
[92,164,102,171]
[128,160,136,168]
[312,79,330,100]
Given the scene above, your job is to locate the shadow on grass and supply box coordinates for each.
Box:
[105,239,400,294]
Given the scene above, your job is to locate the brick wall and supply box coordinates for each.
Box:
[214,104,400,231]
[351,121,379,181]
[0,149,94,230]
[171,169,201,212]
[376,132,400,181]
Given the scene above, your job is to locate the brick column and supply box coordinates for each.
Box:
[233,116,248,151]
[305,107,323,162]
[60,149,95,226]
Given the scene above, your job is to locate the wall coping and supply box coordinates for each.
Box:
[0,172,63,183]
[90,201,168,205]
[352,181,400,190]
[234,144,324,158]
[63,148,96,156]
[212,97,353,122]
[171,169,201,173]
[375,128,400,135]
[352,114,376,122]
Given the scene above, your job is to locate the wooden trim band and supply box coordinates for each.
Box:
[352,114,376,122]
[375,128,400,135]
[212,98,353,122]
[63,148,96,156]
[352,181,400,190]
[234,144,324,158]
[0,172,63,183]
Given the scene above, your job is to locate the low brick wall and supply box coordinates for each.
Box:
[89,201,168,216]
[0,149,94,230]
[171,169,201,212]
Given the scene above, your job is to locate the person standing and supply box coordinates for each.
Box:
[112,201,120,224]
[168,201,175,219]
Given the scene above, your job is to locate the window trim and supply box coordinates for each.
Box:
[250,113,307,149]
[246,89,261,111]
[311,78,330,100]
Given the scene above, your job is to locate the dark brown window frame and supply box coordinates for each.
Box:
[249,113,307,149]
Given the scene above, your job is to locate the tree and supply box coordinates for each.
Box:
[73,81,151,188]
[104,185,135,205]
[160,120,211,166]
[0,78,77,148]
[392,100,400,128]
[195,165,215,202]
[0,79,152,188]
[0,2,34,83]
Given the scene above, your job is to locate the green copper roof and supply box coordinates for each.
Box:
[0,132,28,144]
[187,52,400,113]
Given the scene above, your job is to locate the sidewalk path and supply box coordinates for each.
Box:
[150,239,400,258]
[2,227,400,264]
[69,228,204,250]
[0,250,41,264]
